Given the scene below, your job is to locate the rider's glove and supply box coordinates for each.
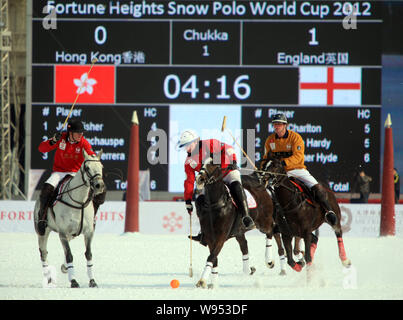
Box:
[49,132,61,145]
[227,161,238,171]
[185,199,193,215]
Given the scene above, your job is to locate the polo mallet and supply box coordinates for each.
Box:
[221,116,257,170]
[189,214,193,277]
[60,58,98,132]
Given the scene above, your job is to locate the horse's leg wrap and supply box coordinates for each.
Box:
[279,255,287,275]
[42,261,50,279]
[242,254,250,274]
[210,267,218,287]
[295,251,304,262]
[87,260,94,280]
[66,262,75,282]
[265,238,274,268]
[337,237,347,261]
[309,243,317,265]
[200,261,213,283]
[292,262,302,272]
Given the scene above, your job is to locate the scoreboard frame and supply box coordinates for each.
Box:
[26,0,383,196]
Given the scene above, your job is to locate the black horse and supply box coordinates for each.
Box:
[261,155,351,272]
[194,162,276,288]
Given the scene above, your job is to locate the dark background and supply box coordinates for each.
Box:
[24,1,403,195]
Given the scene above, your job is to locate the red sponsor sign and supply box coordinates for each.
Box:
[55,65,115,104]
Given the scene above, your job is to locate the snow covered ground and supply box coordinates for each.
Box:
[0,232,402,300]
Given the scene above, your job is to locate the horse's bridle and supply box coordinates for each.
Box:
[57,158,104,208]
[80,159,103,188]
[260,160,286,189]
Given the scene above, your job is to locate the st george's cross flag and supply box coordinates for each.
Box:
[55,65,115,104]
[299,66,361,106]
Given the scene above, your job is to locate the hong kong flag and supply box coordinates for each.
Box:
[55,65,115,104]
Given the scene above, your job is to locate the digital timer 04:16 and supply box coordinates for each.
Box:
[163,74,251,100]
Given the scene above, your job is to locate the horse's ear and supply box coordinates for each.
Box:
[97,149,103,160]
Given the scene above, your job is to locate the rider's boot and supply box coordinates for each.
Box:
[188,195,207,246]
[188,232,207,247]
[229,181,255,230]
[311,184,337,226]
[37,183,55,236]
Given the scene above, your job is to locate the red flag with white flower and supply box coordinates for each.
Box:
[55,65,115,104]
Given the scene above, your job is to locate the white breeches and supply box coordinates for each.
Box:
[223,169,242,185]
[286,168,318,189]
[46,171,76,188]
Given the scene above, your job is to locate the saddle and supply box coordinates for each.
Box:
[51,175,73,206]
[224,185,257,210]
[288,177,315,206]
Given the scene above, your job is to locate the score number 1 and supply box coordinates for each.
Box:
[309,27,319,46]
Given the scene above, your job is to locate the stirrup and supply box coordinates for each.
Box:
[325,210,337,226]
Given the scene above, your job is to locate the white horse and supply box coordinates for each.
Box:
[34,149,105,288]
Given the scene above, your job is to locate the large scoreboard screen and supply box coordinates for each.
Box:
[31,0,382,193]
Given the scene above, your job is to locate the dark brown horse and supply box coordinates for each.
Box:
[194,163,276,288]
[261,155,351,273]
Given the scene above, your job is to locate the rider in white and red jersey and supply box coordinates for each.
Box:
[178,129,255,244]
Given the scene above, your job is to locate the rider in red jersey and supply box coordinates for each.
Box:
[178,129,255,245]
[37,119,105,235]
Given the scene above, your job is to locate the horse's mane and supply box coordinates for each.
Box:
[241,173,266,191]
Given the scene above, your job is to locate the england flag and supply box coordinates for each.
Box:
[299,67,362,106]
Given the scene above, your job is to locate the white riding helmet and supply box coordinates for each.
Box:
[177,129,199,149]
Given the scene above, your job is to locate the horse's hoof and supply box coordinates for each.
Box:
[342,259,352,268]
[196,279,207,289]
[89,279,98,288]
[61,264,68,274]
[207,283,215,289]
[71,279,80,288]
[279,270,286,276]
[266,261,275,269]
[250,266,256,275]
[297,258,306,268]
